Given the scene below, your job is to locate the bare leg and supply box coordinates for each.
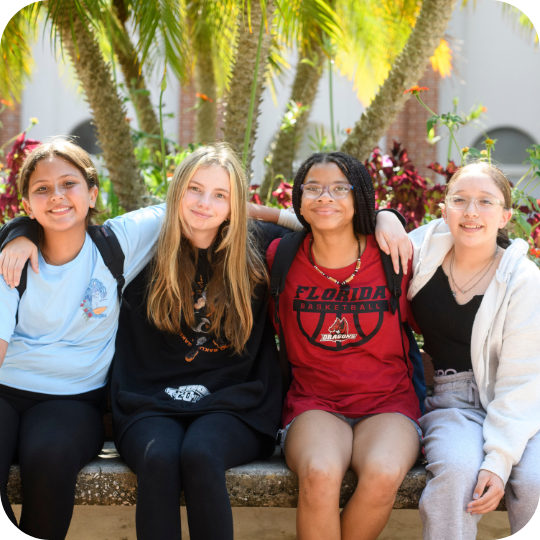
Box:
[285,410,354,540]
[341,413,420,540]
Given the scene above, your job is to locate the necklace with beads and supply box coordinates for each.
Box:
[449,245,499,298]
[308,235,362,291]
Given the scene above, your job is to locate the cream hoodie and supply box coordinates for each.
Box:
[408,218,540,485]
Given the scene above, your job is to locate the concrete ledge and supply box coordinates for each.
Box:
[7,442,506,510]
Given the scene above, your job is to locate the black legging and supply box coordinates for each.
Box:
[120,413,266,540]
[0,384,104,540]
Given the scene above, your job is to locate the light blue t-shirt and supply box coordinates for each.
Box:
[0,204,165,395]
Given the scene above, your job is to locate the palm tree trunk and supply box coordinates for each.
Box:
[339,0,458,162]
[222,0,276,177]
[260,43,325,198]
[194,36,217,144]
[56,10,146,211]
[113,0,161,152]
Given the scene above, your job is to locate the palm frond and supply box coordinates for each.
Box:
[129,0,191,83]
[44,0,111,60]
[188,0,239,95]
[335,0,420,106]
[274,0,343,54]
[0,3,41,103]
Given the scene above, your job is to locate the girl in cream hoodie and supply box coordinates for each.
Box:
[405,163,540,539]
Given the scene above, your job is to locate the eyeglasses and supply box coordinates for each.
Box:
[301,183,354,199]
[446,195,505,212]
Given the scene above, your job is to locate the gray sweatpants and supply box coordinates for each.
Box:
[419,371,540,540]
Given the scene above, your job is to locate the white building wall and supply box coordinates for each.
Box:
[438,0,540,168]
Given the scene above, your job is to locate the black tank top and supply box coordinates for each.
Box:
[410,266,483,375]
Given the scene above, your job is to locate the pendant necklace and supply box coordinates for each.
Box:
[308,236,362,291]
[449,246,499,298]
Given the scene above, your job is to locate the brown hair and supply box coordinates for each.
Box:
[18,137,100,224]
[146,144,268,354]
[446,162,512,248]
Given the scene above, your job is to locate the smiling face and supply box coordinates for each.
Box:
[300,162,355,233]
[179,165,231,243]
[23,156,97,233]
[443,172,512,249]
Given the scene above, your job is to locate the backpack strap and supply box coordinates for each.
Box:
[269,230,308,396]
[14,260,30,325]
[379,249,410,377]
[87,225,129,309]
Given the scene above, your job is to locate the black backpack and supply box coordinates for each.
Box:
[15,225,128,322]
[269,230,409,397]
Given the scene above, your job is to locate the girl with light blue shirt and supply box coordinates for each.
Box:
[0,138,164,539]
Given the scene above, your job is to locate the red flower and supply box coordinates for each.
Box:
[404,86,429,95]
[1,133,41,223]
[88,313,93,317]
[428,161,460,183]
[250,193,262,205]
[196,93,214,103]
[272,182,293,208]
[345,127,352,134]
[80,303,84,307]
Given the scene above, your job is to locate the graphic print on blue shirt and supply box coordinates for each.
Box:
[80,279,108,320]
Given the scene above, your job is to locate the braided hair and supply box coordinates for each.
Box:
[292,152,376,235]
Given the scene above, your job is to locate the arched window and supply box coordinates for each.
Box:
[472,127,536,183]
[69,119,101,155]
[472,127,535,164]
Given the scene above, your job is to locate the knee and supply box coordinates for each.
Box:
[357,461,405,506]
[179,444,221,482]
[429,457,478,488]
[298,461,343,507]
[137,441,180,482]
[21,439,78,477]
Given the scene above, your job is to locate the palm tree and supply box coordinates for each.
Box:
[110,0,162,151]
[187,0,238,144]
[52,0,146,211]
[260,0,418,198]
[1,0,190,210]
[221,0,277,176]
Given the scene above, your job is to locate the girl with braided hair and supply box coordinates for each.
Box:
[267,152,422,540]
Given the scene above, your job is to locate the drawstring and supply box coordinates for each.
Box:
[468,380,480,409]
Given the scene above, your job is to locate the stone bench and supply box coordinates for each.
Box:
[7,442,506,510]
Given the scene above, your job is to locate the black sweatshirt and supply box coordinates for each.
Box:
[110,222,290,459]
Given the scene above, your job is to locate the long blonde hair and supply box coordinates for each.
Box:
[146,144,268,353]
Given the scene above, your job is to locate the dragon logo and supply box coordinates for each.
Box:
[320,317,358,343]
[80,279,108,321]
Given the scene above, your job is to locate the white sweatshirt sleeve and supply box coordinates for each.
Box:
[481,261,540,484]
